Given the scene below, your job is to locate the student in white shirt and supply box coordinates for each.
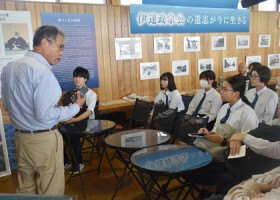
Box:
[187,70,222,130]
[154,72,185,112]
[245,65,277,124]
[193,75,258,191]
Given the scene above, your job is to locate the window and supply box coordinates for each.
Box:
[259,0,277,11]
[120,0,142,5]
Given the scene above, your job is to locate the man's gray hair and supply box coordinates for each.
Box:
[33,25,65,47]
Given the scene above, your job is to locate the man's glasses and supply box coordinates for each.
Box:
[221,87,234,92]
[47,39,64,51]
[250,75,260,79]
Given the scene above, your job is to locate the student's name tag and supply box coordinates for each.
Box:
[228,145,246,159]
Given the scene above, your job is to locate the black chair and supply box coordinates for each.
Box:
[127,98,154,129]
[149,104,177,134]
[174,113,208,144]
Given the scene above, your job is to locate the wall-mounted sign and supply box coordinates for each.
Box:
[130,4,250,34]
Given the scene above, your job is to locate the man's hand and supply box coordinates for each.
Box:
[198,128,209,134]
[75,90,86,108]
[205,134,223,144]
[230,141,242,156]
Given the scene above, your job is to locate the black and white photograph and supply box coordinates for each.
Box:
[246,55,261,67]
[172,60,189,76]
[0,110,11,177]
[236,35,250,49]
[140,62,160,80]
[258,34,271,48]
[184,36,200,52]
[211,36,226,51]
[115,37,142,60]
[268,54,280,69]
[198,59,213,74]
[223,57,237,72]
[121,131,146,147]
[154,37,173,54]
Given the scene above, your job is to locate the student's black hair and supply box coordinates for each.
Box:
[73,66,90,83]
[199,70,217,88]
[248,62,261,71]
[160,72,177,91]
[225,75,251,106]
[33,25,65,47]
[250,65,271,85]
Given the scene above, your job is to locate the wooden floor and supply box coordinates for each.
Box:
[0,148,199,200]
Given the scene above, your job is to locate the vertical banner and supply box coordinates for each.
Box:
[41,13,99,91]
[130,4,250,34]
[0,10,33,97]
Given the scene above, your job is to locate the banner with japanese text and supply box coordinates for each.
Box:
[41,12,99,91]
[130,4,250,34]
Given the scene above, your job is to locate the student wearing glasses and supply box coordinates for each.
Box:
[154,72,185,112]
[193,75,258,195]
[245,65,278,124]
[186,70,222,130]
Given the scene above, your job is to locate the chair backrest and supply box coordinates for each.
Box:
[94,100,99,119]
[149,104,177,134]
[182,95,194,112]
[127,98,154,129]
[174,113,208,144]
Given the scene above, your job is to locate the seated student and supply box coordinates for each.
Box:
[154,72,185,112]
[193,75,258,194]
[245,65,277,124]
[186,70,222,130]
[62,67,97,174]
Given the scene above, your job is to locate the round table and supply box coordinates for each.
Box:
[131,144,213,199]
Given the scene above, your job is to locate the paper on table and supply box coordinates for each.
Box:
[228,145,246,159]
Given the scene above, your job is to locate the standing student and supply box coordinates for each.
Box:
[245,65,277,124]
[186,70,222,130]
[154,72,185,112]
[63,67,97,174]
[1,25,86,195]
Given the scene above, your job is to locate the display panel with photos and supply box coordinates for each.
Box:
[223,57,237,72]
[172,60,189,76]
[268,54,280,69]
[236,35,250,49]
[184,36,200,52]
[246,56,261,67]
[212,36,226,51]
[115,37,142,60]
[154,37,173,54]
[198,59,213,74]
[140,62,160,80]
[258,34,271,48]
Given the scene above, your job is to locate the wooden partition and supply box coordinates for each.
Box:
[1,1,280,103]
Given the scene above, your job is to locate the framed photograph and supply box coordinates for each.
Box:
[246,56,261,67]
[223,57,237,72]
[212,36,226,51]
[115,37,142,60]
[198,59,213,74]
[0,110,11,177]
[268,54,280,69]
[236,35,250,49]
[184,36,200,52]
[172,60,189,76]
[258,34,271,48]
[154,37,173,54]
[140,62,160,80]
[121,131,146,147]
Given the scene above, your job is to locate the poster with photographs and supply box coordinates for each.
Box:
[154,37,173,54]
[172,60,189,76]
[184,36,200,52]
[223,57,237,72]
[268,54,280,69]
[212,36,226,51]
[0,109,11,177]
[258,34,271,48]
[115,37,142,60]
[140,62,160,80]
[236,35,250,49]
[246,56,261,67]
[198,59,213,74]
